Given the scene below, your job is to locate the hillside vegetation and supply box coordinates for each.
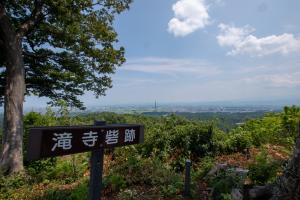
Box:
[0,105,299,199]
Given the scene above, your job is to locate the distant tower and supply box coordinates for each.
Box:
[154,100,157,111]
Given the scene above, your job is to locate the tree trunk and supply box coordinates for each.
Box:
[0,6,25,174]
[271,122,300,200]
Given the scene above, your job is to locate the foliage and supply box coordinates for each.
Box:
[248,150,281,185]
[119,189,138,200]
[0,173,32,199]
[167,123,213,170]
[209,168,242,200]
[113,155,182,186]
[42,189,72,200]
[0,173,31,191]
[193,156,214,179]
[213,106,300,154]
[220,193,232,200]
[222,129,253,153]
[140,115,214,170]
[1,106,299,199]
[68,180,89,200]
[0,0,132,108]
[25,158,57,182]
[109,154,183,198]
[281,106,300,137]
[143,111,266,132]
[104,174,127,191]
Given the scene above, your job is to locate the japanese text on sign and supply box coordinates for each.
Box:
[27,124,144,161]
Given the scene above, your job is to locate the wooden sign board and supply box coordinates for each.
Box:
[27,124,144,161]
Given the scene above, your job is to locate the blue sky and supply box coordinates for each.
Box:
[25,0,300,108]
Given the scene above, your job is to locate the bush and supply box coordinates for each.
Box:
[212,130,228,154]
[26,158,57,182]
[168,124,213,170]
[119,189,138,200]
[104,174,127,191]
[0,173,32,200]
[111,155,183,197]
[193,156,214,179]
[69,180,89,200]
[42,189,72,200]
[227,130,253,152]
[0,173,31,190]
[248,150,281,185]
[209,169,242,199]
[221,193,232,200]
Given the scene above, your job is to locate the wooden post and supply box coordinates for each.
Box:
[88,121,106,200]
[184,159,191,197]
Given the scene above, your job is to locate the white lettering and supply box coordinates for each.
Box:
[51,132,73,151]
[105,130,119,144]
[82,131,98,147]
[124,129,135,142]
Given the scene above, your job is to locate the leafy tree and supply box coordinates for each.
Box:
[282,106,300,137]
[0,0,132,174]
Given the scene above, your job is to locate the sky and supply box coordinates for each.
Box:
[25,0,300,108]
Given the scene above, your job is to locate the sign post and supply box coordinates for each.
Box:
[89,121,106,200]
[27,122,144,200]
[184,159,191,197]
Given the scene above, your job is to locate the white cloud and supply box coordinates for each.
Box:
[122,57,221,76]
[243,73,300,88]
[217,23,300,56]
[168,0,210,37]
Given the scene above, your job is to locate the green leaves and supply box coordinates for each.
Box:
[248,150,281,185]
[1,0,132,108]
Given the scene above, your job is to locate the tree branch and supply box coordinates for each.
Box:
[16,0,43,38]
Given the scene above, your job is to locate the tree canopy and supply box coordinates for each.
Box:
[0,0,132,109]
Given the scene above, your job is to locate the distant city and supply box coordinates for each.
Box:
[8,99,299,114]
[77,99,300,113]
[83,103,283,114]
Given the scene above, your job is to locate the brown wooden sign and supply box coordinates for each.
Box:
[27,124,144,161]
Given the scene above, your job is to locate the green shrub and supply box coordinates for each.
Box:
[142,126,171,159]
[119,189,138,200]
[47,158,78,183]
[69,180,89,200]
[193,156,214,180]
[189,125,213,157]
[281,106,300,138]
[248,150,281,185]
[0,173,31,190]
[26,158,57,182]
[168,124,213,170]
[42,189,71,200]
[29,155,86,184]
[225,129,253,152]
[221,193,232,200]
[111,155,183,197]
[161,183,181,198]
[104,175,127,191]
[212,130,228,154]
[209,169,242,199]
